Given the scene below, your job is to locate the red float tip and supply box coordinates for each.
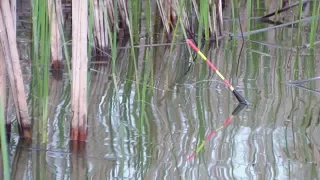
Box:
[185,152,197,161]
[186,39,199,52]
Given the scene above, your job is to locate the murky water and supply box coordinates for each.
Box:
[3,1,320,180]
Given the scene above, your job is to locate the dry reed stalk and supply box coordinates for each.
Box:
[105,0,115,28]
[191,0,199,19]
[172,0,190,29]
[71,0,88,141]
[206,0,223,37]
[118,0,129,32]
[216,0,223,35]
[0,0,30,138]
[190,0,224,38]
[156,0,171,35]
[92,0,108,53]
[11,0,16,32]
[48,0,64,69]
[156,0,193,39]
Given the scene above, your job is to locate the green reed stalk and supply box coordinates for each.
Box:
[169,0,184,54]
[31,0,51,142]
[145,0,152,39]
[56,11,71,80]
[99,0,119,76]
[0,102,9,180]
[177,0,192,56]
[88,0,94,59]
[309,0,320,48]
[296,0,304,46]
[31,0,40,117]
[231,0,237,45]
[41,0,50,142]
[231,0,235,31]
[132,0,141,43]
[128,1,141,103]
[246,0,252,39]
[198,0,209,42]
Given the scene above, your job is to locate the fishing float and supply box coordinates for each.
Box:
[186,39,248,105]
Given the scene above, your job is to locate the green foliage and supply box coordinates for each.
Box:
[31,0,51,143]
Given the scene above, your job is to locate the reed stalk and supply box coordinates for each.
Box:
[70,0,88,141]
[0,43,6,127]
[145,0,152,39]
[11,0,16,32]
[246,0,252,39]
[91,0,110,54]
[48,0,63,68]
[296,0,304,46]
[0,0,30,137]
[0,102,9,180]
[309,0,320,48]
[31,0,51,142]
[56,4,71,79]
[131,0,141,43]
[88,0,94,57]
[127,0,140,104]
[199,0,210,41]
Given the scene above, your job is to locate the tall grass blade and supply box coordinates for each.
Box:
[0,101,9,180]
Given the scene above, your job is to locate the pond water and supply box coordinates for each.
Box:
[3,2,320,180]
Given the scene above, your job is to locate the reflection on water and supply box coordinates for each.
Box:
[3,3,320,180]
[6,41,320,179]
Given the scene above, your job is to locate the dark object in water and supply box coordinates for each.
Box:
[233,90,248,105]
[50,60,63,80]
[50,60,64,71]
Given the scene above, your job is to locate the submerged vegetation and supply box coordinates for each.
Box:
[0,0,320,178]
